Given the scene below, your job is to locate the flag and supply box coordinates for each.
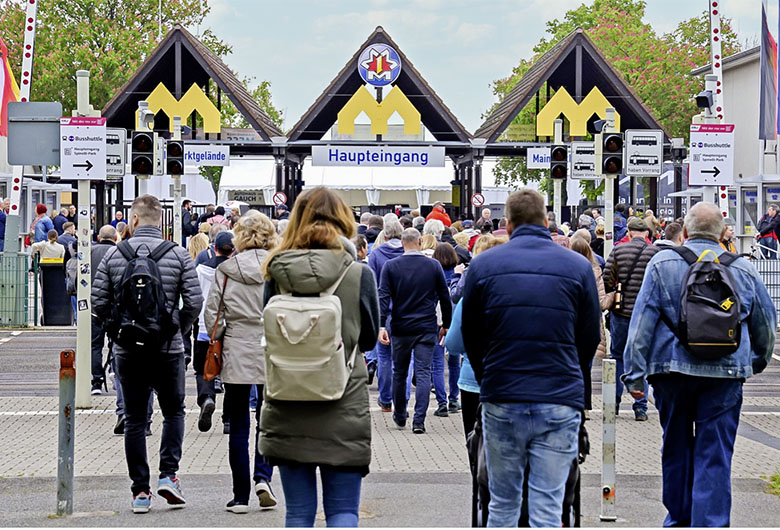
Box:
[760,0,778,140]
[0,37,21,137]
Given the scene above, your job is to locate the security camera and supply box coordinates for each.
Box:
[695,90,714,110]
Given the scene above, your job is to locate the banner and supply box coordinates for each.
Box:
[0,38,21,137]
[760,0,778,140]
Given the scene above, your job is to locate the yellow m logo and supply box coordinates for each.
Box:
[536,87,620,137]
[337,85,421,136]
[137,82,221,134]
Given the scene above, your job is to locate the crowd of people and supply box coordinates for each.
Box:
[83,188,776,528]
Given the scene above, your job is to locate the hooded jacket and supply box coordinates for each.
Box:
[204,249,269,384]
[259,248,379,471]
[196,254,229,338]
[367,238,403,281]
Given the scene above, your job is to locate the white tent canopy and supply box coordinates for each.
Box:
[218,157,514,206]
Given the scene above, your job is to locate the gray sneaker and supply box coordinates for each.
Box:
[255,479,278,509]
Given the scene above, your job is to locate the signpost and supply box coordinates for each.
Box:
[570,141,598,180]
[624,129,663,176]
[105,127,126,177]
[689,123,734,186]
[471,193,485,208]
[59,117,107,180]
[272,191,287,206]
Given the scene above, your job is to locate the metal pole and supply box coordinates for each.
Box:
[553,118,563,223]
[57,349,76,516]
[172,116,182,246]
[604,176,615,257]
[600,358,617,522]
[74,70,93,409]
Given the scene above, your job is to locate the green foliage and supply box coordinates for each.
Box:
[488,0,741,191]
[769,474,780,499]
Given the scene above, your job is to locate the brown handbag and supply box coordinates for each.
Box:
[204,275,229,382]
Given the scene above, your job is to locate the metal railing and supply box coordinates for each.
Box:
[751,257,780,325]
[0,253,32,327]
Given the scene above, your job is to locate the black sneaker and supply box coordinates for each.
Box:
[91,383,103,396]
[433,404,449,417]
[412,423,426,434]
[448,401,461,414]
[366,361,377,385]
[198,398,215,433]
[225,499,249,514]
[113,415,125,435]
[214,376,224,394]
[392,415,406,429]
[223,422,231,435]
[377,399,392,412]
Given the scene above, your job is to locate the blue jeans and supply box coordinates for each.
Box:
[391,333,436,425]
[249,384,258,410]
[610,313,648,412]
[651,374,743,527]
[277,464,362,527]
[376,341,393,404]
[432,343,461,405]
[223,383,273,503]
[760,236,777,259]
[482,402,580,528]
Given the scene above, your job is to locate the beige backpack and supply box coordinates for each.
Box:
[263,263,357,401]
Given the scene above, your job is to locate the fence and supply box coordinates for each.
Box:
[751,258,780,326]
[0,253,33,327]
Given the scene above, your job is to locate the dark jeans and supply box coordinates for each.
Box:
[91,319,106,385]
[278,464,362,527]
[115,352,185,495]
[193,340,215,407]
[223,383,273,503]
[113,352,153,421]
[651,373,743,527]
[460,390,480,441]
[391,332,436,425]
[610,313,648,411]
[433,346,461,406]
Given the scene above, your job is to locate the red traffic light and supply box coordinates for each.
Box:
[132,132,154,153]
[167,160,184,175]
[167,140,184,158]
[603,133,623,153]
[132,155,154,175]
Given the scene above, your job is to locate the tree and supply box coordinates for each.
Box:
[487,0,741,190]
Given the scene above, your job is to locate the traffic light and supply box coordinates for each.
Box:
[550,145,568,179]
[131,131,157,176]
[602,133,623,175]
[166,140,184,175]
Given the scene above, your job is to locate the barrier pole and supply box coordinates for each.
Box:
[57,349,76,516]
[601,358,617,522]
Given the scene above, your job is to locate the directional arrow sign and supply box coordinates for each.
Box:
[689,124,734,186]
[60,117,107,181]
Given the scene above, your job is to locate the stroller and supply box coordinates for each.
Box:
[467,405,589,527]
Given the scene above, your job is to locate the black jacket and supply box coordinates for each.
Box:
[758,213,780,238]
[603,237,659,317]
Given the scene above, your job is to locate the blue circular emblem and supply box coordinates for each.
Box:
[357,44,402,87]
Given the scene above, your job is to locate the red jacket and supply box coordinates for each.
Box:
[616,235,652,246]
[426,209,452,227]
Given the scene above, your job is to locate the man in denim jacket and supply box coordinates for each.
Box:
[623,202,776,527]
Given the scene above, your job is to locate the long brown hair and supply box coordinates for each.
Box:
[263,187,356,277]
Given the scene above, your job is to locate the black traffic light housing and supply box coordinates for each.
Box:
[167,140,184,175]
[602,133,623,175]
[550,145,568,179]
[131,131,156,176]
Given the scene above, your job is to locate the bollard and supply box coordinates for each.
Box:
[57,349,76,516]
[600,358,617,521]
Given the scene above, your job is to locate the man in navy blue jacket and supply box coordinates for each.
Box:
[378,228,452,434]
[462,189,600,527]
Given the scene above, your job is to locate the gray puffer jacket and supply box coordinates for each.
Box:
[92,225,203,354]
[204,248,270,385]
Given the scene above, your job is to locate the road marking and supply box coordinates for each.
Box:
[10,331,22,336]
[0,338,10,344]
[773,354,780,362]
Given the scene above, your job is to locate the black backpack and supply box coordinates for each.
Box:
[108,240,178,352]
[662,246,742,361]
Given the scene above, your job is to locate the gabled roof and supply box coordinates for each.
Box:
[690,46,758,76]
[103,24,283,141]
[475,29,668,141]
[287,26,471,143]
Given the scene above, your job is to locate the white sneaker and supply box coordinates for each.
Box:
[255,479,278,509]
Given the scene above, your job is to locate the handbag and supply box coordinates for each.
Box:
[203,275,229,382]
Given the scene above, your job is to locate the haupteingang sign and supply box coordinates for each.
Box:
[312,145,445,167]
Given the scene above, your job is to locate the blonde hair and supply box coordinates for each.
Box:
[234,210,276,252]
[263,187,355,278]
[373,230,387,249]
[453,232,469,247]
[421,234,438,251]
[187,233,209,260]
[472,234,507,257]
[198,222,211,234]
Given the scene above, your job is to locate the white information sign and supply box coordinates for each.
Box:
[689,124,735,186]
[312,145,445,167]
[624,129,664,176]
[570,141,598,180]
[105,127,126,177]
[184,144,231,167]
[60,117,107,180]
[526,147,551,169]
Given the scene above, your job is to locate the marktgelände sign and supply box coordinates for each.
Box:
[312,145,444,167]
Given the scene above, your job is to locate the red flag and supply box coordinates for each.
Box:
[0,37,21,137]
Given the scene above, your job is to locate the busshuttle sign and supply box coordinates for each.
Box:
[689,124,735,186]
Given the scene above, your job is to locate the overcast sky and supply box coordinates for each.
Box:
[199,0,766,134]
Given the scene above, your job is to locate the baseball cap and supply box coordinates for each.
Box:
[627,217,648,231]
[276,204,289,211]
[462,219,474,228]
[214,231,235,252]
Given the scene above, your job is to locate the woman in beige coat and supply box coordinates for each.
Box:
[204,211,277,514]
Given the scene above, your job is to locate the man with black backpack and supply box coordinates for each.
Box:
[623,202,776,527]
[93,195,203,514]
[603,215,658,421]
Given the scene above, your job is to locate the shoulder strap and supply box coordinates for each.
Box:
[116,240,136,262]
[671,246,698,264]
[717,251,738,266]
[210,274,229,342]
[324,262,356,296]
[150,240,176,262]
